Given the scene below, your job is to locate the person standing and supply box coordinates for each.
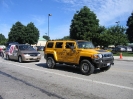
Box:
[0,48,4,58]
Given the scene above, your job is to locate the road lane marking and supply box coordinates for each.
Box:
[1,60,133,91]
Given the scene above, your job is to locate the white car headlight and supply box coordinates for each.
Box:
[94,54,102,59]
[23,54,30,56]
[38,54,41,56]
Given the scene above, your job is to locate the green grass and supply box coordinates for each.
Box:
[113,52,133,57]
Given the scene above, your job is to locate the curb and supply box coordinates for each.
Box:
[114,56,133,61]
[114,59,133,61]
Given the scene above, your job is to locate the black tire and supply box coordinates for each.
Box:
[18,56,23,63]
[100,66,111,71]
[6,55,10,60]
[46,57,55,69]
[80,59,94,75]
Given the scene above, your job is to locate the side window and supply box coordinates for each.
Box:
[66,42,74,49]
[55,42,63,48]
[47,42,54,48]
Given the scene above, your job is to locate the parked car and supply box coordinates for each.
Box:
[5,44,41,62]
[123,46,132,52]
[111,46,126,53]
[104,47,113,52]
[37,46,44,51]
[117,46,126,52]
[131,47,133,52]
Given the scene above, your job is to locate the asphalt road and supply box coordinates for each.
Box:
[0,56,133,99]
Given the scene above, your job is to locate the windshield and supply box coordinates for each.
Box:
[77,41,95,49]
[19,45,36,51]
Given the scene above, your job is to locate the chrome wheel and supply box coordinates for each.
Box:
[82,63,90,72]
[80,59,94,75]
[47,57,55,69]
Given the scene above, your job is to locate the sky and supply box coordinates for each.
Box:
[0,0,133,39]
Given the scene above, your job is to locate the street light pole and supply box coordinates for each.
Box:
[48,14,52,38]
[115,21,120,47]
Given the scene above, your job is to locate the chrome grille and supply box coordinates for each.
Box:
[29,53,38,56]
[102,53,112,58]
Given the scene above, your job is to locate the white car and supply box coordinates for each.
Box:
[124,46,132,52]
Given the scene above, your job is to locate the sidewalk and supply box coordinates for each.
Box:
[114,56,133,61]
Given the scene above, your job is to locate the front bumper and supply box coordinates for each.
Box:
[22,56,41,62]
[92,57,114,68]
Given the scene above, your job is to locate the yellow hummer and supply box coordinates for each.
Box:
[44,40,114,75]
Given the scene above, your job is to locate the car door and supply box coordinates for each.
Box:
[13,45,19,60]
[11,45,18,60]
[8,45,15,59]
[64,42,78,63]
[54,42,64,62]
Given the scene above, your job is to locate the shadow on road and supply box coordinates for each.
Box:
[35,63,81,75]
[35,63,104,75]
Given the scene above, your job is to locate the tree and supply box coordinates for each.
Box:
[25,22,40,44]
[70,6,99,43]
[0,33,7,45]
[8,21,40,44]
[106,25,128,47]
[43,35,50,40]
[96,26,109,47]
[126,12,133,43]
[62,36,71,40]
[54,36,71,40]
[8,21,26,43]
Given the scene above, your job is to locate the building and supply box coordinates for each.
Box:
[32,37,47,47]
[36,37,47,46]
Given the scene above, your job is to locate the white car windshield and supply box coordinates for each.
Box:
[77,41,95,49]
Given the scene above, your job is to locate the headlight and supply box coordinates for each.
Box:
[23,54,30,56]
[94,54,102,59]
[38,54,41,56]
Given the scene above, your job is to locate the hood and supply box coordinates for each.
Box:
[81,48,110,54]
[20,50,40,54]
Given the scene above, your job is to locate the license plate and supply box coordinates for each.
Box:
[107,63,110,66]
[33,57,37,59]
[31,57,37,60]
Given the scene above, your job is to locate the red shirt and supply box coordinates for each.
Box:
[0,48,3,52]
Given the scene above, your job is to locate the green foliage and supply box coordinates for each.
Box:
[55,36,71,40]
[106,25,128,46]
[96,26,111,47]
[70,6,99,43]
[61,36,71,40]
[8,21,26,43]
[126,12,133,43]
[113,52,133,56]
[0,33,7,45]
[8,21,39,44]
[43,35,50,40]
[25,22,39,44]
